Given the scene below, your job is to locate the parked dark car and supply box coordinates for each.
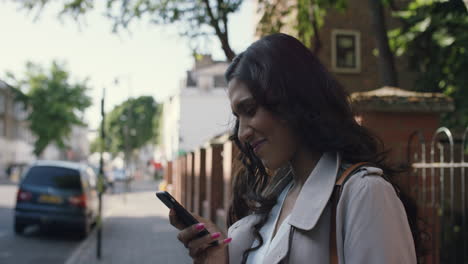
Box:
[14,160,99,238]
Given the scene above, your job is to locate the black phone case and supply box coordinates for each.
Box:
[156,191,216,244]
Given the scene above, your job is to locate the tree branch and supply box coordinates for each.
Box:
[201,0,236,60]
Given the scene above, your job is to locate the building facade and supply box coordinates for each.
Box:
[159,55,232,162]
[254,0,417,93]
[0,80,35,177]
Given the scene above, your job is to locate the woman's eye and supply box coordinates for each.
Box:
[245,106,257,116]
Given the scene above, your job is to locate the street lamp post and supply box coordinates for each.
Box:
[97,88,106,259]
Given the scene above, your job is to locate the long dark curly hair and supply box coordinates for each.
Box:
[224,33,421,263]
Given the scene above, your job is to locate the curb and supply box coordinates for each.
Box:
[64,200,117,264]
[64,225,99,264]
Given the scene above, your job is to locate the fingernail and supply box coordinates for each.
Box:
[211,232,221,239]
[223,238,232,244]
[195,223,205,230]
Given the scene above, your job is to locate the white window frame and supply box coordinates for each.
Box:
[331,29,361,73]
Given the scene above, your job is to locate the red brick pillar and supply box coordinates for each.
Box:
[357,112,440,165]
[186,152,195,211]
[165,161,174,194]
[180,156,188,207]
[166,161,173,185]
[351,87,453,167]
[219,138,239,230]
[352,87,454,264]
[204,143,224,223]
[174,157,182,202]
[194,148,206,216]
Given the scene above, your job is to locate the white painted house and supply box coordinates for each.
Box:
[159,55,233,161]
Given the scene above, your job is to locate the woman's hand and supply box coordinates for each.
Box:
[169,209,232,264]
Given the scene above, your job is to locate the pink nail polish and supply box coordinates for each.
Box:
[211,232,221,239]
[223,238,232,244]
[195,223,205,230]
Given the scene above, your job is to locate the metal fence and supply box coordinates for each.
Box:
[407,127,468,264]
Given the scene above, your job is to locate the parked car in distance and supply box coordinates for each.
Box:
[14,160,99,238]
[111,168,130,182]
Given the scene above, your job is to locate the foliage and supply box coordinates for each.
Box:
[152,104,162,145]
[6,61,92,156]
[389,0,468,128]
[91,95,160,155]
[11,0,243,61]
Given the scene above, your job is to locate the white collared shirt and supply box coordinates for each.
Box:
[246,182,293,264]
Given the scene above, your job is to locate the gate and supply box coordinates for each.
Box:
[407,127,468,264]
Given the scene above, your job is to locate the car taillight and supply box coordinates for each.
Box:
[17,189,32,202]
[69,194,87,208]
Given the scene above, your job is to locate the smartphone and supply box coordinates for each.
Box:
[156,191,218,245]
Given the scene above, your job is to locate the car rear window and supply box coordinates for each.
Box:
[22,166,82,190]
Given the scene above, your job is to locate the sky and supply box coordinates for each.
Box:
[0,1,255,131]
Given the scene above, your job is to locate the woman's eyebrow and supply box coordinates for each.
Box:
[233,97,254,115]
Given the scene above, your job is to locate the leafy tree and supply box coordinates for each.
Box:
[10,0,243,61]
[152,104,162,145]
[389,0,468,127]
[91,95,160,155]
[6,61,92,157]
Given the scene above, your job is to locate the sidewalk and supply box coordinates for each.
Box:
[65,179,192,264]
[0,175,16,185]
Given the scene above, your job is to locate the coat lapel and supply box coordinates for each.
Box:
[288,151,340,230]
[262,152,341,264]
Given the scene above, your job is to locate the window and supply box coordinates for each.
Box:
[23,166,82,191]
[331,30,361,73]
[14,102,27,121]
[186,71,197,87]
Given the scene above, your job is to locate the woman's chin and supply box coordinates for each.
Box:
[261,159,285,171]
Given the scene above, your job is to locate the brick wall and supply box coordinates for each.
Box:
[193,148,206,216]
[358,111,440,165]
[204,143,224,223]
[314,0,417,93]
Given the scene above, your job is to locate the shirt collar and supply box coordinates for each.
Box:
[288,151,341,230]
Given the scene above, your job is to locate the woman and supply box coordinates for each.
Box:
[170,33,417,264]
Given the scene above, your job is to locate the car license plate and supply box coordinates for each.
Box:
[38,194,63,204]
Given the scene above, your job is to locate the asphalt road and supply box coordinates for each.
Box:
[0,178,161,264]
[0,182,84,264]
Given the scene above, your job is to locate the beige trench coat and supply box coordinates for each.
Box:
[227,152,417,264]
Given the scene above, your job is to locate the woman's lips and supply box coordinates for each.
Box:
[252,139,267,153]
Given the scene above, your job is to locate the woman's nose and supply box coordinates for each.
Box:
[238,122,253,143]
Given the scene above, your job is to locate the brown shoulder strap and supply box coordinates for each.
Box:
[336,162,371,186]
[330,162,372,264]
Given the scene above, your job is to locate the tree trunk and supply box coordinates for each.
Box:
[368,0,398,87]
[218,33,236,62]
[311,11,322,55]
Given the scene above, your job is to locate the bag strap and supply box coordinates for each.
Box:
[329,162,373,264]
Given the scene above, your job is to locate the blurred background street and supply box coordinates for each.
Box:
[0,0,467,263]
[0,177,191,264]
